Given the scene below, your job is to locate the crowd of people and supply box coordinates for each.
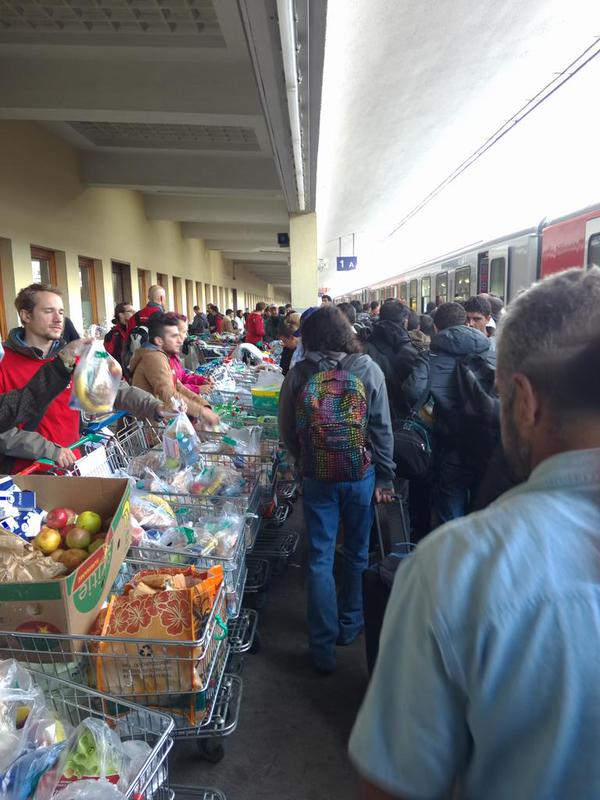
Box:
[1,270,599,797]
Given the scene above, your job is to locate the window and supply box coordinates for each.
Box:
[435,271,448,304]
[137,269,150,306]
[454,267,471,300]
[185,279,194,319]
[399,282,408,302]
[409,279,418,311]
[79,257,98,330]
[172,277,182,313]
[31,246,57,285]
[489,257,506,299]
[204,283,211,309]
[421,276,431,312]
[111,261,131,305]
[588,234,600,269]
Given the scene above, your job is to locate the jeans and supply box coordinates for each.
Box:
[302,470,376,669]
[433,447,478,525]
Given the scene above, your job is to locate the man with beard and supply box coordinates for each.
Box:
[350,266,600,799]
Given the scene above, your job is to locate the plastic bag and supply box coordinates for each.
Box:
[70,341,120,414]
[129,493,176,530]
[162,412,202,470]
[51,780,126,799]
[0,661,68,774]
[0,743,64,800]
[33,718,126,798]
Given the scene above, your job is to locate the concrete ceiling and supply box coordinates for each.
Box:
[317,0,600,289]
[0,0,327,290]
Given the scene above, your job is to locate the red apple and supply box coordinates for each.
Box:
[45,507,74,530]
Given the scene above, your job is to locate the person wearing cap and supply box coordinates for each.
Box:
[290,307,319,369]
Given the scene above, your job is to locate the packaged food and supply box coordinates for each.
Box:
[70,341,120,414]
[162,412,202,470]
[129,493,176,530]
[0,660,69,776]
[34,718,125,798]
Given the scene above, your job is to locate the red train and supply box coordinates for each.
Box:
[339,202,600,311]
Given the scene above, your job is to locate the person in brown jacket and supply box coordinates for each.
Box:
[130,313,219,426]
[221,309,235,334]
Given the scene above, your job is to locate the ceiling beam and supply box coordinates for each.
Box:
[0,58,262,116]
[82,151,280,191]
[223,250,288,263]
[182,222,287,240]
[146,194,289,224]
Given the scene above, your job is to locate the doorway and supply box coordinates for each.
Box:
[79,257,98,329]
[111,261,132,305]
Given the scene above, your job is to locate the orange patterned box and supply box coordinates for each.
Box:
[96,565,224,698]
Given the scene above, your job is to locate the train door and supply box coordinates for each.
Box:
[585,217,600,267]
[478,247,508,301]
[409,279,418,311]
[454,266,471,301]
[420,276,431,312]
[435,271,448,305]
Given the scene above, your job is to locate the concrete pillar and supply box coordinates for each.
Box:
[290,212,318,310]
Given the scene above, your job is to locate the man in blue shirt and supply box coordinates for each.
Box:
[350,266,600,799]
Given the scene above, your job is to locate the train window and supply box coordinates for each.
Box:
[399,282,408,302]
[435,271,448,304]
[454,267,471,300]
[588,234,600,269]
[421,277,431,312]
[489,257,506,299]
[409,279,418,311]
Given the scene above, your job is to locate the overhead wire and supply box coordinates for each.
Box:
[387,36,600,239]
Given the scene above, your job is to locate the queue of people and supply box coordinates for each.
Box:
[2,269,599,797]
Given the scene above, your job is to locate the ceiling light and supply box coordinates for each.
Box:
[276,0,306,211]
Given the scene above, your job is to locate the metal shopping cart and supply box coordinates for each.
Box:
[22,666,173,798]
[0,571,243,764]
[17,431,130,477]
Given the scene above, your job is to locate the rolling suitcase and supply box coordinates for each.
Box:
[363,494,414,676]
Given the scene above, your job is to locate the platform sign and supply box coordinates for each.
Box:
[337,256,358,271]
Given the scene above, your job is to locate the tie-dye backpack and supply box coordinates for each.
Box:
[295,355,371,482]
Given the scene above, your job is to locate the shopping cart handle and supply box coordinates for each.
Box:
[17,434,100,475]
[84,411,127,433]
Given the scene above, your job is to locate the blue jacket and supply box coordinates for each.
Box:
[428,324,495,439]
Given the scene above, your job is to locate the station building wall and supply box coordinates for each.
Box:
[0,121,287,336]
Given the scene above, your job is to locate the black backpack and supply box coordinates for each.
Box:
[455,354,500,460]
[392,350,433,480]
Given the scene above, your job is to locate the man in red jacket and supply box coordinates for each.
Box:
[0,283,170,473]
[126,284,165,337]
[245,302,267,345]
[0,284,80,472]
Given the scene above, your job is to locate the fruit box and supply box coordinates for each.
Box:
[0,476,130,637]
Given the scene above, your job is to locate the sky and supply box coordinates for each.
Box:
[316,0,600,297]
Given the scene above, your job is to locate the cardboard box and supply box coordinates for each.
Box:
[0,476,130,637]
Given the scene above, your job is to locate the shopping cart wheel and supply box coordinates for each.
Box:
[249,630,261,655]
[196,738,225,763]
